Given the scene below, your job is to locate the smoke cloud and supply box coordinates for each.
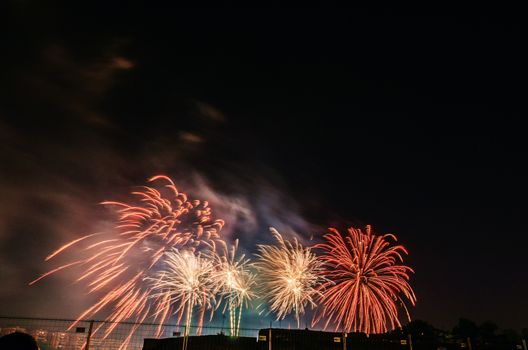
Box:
[0,41,317,322]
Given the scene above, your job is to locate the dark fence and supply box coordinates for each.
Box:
[0,316,260,350]
[1,317,526,350]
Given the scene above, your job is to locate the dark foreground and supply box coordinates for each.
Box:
[144,328,526,350]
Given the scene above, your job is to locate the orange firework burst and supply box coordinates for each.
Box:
[30,175,224,348]
[314,225,416,334]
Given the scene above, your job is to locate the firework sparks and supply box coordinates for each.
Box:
[213,239,257,336]
[30,175,224,347]
[314,225,416,334]
[147,248,218,336]
[255,228,325,326]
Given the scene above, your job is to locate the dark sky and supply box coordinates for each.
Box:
[2,3,527,331]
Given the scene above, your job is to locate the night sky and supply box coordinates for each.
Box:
[2,3,527,331]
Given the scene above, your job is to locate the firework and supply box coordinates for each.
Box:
[314,225,416,334]
[213,239,257,336]
[255,228,325,326]
[147,248,218,336]
[30,175,224,347]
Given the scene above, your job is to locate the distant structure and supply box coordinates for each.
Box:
[143,333,257,350]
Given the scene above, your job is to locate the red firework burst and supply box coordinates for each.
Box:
[30,175,224,347]
[314,225,416,334]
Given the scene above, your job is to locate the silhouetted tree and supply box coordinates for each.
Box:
[502,329,519,342]
[405,320,436,338]
[521,328,528,340]
[479,321,498,342]
[453,318,479,339]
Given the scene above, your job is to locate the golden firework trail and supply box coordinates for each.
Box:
[255,228,325,327]
[212,239,257,336]
[146,248,218,336]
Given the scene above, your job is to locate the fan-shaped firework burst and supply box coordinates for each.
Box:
[314,225,416,334]
[213,239,257,336]
[255,228,325,326]
[147,248,218,336]
[30,175,224,347]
